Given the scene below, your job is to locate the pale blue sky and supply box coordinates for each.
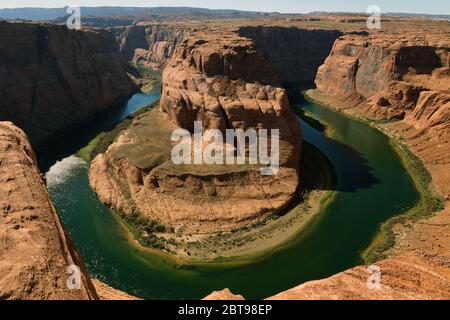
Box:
[0,0,449,15]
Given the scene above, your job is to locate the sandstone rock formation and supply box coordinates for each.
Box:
[315,32,450,121]
[0,121,147,300]
[0,122,97,299]
[0,21,137,148]
[204,251,450,300]
[203,288,245,300]
[408,91,450,128]
[310,27,450,297]
[89,30,302,237]
[268,251,450,300]
[115,24,188,70]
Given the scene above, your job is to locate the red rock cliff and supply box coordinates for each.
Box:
[315,33,450,121]
[0,122,97,300]
[90,29,302,238]
[0,21,137,148]
[115,24,188,69]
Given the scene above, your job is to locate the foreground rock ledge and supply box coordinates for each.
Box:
[268,251,450,300]
[0,121,142,300]
[203,251,450,300]
[0,122,97,300]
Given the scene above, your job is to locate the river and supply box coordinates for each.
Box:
[40,84,418,299]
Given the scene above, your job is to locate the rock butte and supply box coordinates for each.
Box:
[89,29,303,236]
[0,14,450,299]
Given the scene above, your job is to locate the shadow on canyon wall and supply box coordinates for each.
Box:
[286,82,380,193]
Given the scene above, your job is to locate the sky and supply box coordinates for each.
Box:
[0,0,449,15]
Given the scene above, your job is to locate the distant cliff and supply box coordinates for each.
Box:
[239,26,342,83]
[0,21,137,148]
[114,24,188,69]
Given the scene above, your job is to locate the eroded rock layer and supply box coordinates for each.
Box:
[268,251,450,300]
[0,122,97,300]
[308,28,450,299]
[115,24,189,69]
[0,21,137,148]
[90,30,302,235]
[315,33,450,121]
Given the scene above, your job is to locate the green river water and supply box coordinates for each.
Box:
[39,84,418,299]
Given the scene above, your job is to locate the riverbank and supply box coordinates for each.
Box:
[304,89,446,264]
[76,66,162,164]
[128,64,162,93]
[77,104,156,164]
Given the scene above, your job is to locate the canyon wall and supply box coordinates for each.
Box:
[239,26,342,83]
[0,21,137,148]
[115,24,188,69]
[268,251,450,300]
[315,33,450,121]
[0,122,97,300]
[310,29,450,298]
[313,31,450,242]
[90,29,302,238]
[116,24,343,78]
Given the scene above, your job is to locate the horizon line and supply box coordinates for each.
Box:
[0,6,449,16]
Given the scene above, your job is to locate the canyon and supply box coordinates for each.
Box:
[308,27,450,265]
[88,17,450,298]
[1,14,450,300]
[0,21,137,148]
